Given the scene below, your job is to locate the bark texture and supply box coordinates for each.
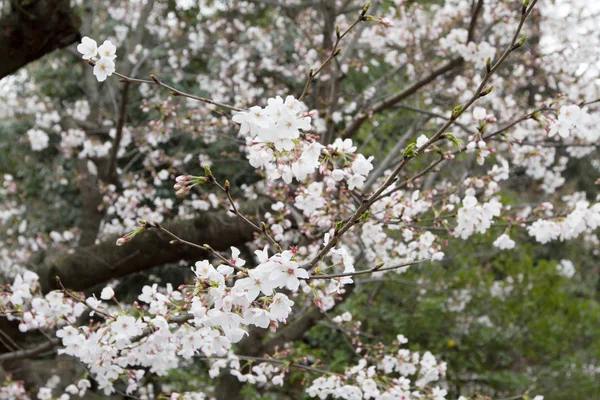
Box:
[39,201,270,293]
[0,0,80,79]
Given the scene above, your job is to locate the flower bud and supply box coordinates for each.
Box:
[378,17,395,28]
[176,175,191,183]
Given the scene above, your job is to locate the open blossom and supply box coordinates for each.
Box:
[77,36,98,59]
[100,286,115,300]
[268,293,294,321]
[493,233,515,250]
[27,128,49,151]
[556,259,575,278]
[416,134,429,149]
[473,106,486,121]
[268,251,309,291]
[93,57,115,82]
[111,315,146,341]
[97,40,117,60]
[548,105,585,139]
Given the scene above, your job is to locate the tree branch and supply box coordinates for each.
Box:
[39,200,270,292]
[341,58,463,139]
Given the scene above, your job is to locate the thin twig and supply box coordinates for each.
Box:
[55,277,114,320]
[307,259,430,280]
[86,61,241,112]
[150,222,244,272]
[212,179,283,252]
[298,4,369,100]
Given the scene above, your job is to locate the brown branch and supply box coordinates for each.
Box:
[0,338,59,362]
[298,4,369,101]
[341,58,463,139]
[85,62,241,112]
[39,199,271,292]
[149,222,244,272]
[467,0,485,43]
[105,81,130,181]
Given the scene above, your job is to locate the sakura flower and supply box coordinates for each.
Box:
[97,40,117,60]
[331,138,357,154]
[100,286,115,300]
[269,251,309,291]
[493,233,516,250]
[111,315,145,341]
[556,259,575,278]
[351,154,374,176]
[269,293,294,321]
[77,36,98,60]
[93,57,115,82]
[416,134,429,149]
[473,106,487,121]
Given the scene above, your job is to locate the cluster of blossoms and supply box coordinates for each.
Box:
[0,372,91,400]
[0,244,444,397]
[0,246,315,394]
[454,189,502,240]
[2,0,599,398]
[207,356,286,387]
[232,97,373,190]
[0,271,86,332]
[76,36,117,82]
[527,197,600,244]
[307,335,447,400]
[26,128,49,151]
[439,28,496,67]
[556,259,576,278]
[548,104,593,139]
[232,96,319,183]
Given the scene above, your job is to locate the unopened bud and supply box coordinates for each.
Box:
[451,104,464,119]
[378,17,395,28]
[513,35,527,50]
[176,175,191,183]
[116,236,130,246]
[175,186,190,196]
[361,2,371,16]
[480,86,494,97]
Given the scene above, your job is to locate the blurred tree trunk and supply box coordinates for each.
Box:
[0,0,80,79]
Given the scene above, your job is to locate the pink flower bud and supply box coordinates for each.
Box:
[175,175,191,183]
[175,187,190,196]
[379,17,395,28]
